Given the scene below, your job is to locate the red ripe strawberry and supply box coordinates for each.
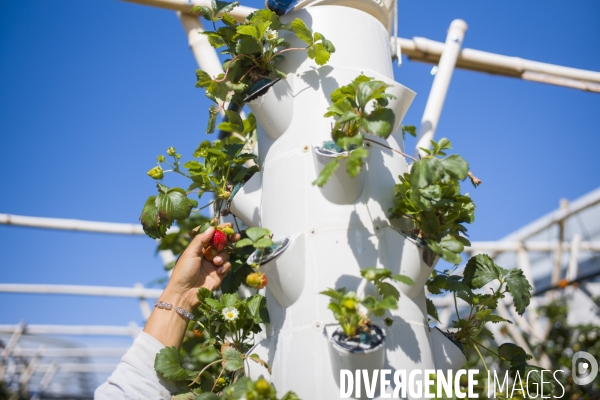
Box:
[211,230,228,251]
[246,272,268,289]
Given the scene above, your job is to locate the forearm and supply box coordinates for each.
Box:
[143,289,194,348]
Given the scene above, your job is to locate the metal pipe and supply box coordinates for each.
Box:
[414,20,467,157]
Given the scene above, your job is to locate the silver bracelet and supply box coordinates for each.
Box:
[154,301,195,321]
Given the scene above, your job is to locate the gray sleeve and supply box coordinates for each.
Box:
[94,331,184,400]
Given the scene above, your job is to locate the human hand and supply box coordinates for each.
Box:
[162,223,241,311]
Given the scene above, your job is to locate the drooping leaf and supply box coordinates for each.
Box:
[207,105,219,133]
[504,268,533,316]
[346,147,368,178]
[426,274,469,294]
[154,346,188,381]
[313,158,339,187]
[463,254,502,289]
[140,196,165,239]
[425,297,439,321]
[402,125,417,138]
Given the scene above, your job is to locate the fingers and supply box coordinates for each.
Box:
[184,226,215,256]
[212,250,230,266]
[217,261,231,275]
[229,233,241,243]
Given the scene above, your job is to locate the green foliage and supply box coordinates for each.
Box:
[389,138,475,264]
[534,299,600,398]
[193,2,335,133]
[158,291,271,396]
[425,254,551,398]
[321,268,411,338]
[155,346,190,381]
[314,75,398,187]
[139,122,258,240]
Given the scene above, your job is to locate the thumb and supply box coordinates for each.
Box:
[185,226,215,256]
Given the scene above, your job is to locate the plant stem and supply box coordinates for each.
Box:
[214,54,248,83]
[363,138,418,162]
[190,359,223,386]
[272,47,307,57]
[211,367,225,392]
[197,201,216,212]
[470,338,502,359]
[472,341,490,375]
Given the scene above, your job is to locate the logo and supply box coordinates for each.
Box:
[572,351,598,385]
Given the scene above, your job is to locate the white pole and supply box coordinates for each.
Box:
[414,20,468,157]
[397,36,600,92]
[178,13,225,81]
[465,240,600,253]
[121,0,253,22]
[0,283,163,298]
[0,323,141,337]
[0,213,144,235]
[566,233,582,282]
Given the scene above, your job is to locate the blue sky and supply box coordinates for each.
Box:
[0,0,599,348]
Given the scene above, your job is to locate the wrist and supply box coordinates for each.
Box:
[160,286,196,312]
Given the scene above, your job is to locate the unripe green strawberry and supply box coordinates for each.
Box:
[147,166,163,180]
[246,272,268,289]
[211,230,228,251]
[254,378,271,395]
[342,298,357,311]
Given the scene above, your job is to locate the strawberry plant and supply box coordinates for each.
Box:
[154,289,272,397]
[193,1,335,133]
[321,268,413,339]
[388,137,479,265]
[314,75,400,187]
[427,254,558,396]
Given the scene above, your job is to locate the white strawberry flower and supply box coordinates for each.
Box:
[222,306,239,321]
[264,28,278,41]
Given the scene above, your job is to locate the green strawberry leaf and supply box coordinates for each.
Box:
[222,347,244,371]
[313,159,339,187]
[289,19,313,46]
[245,227,270,242]
[503,268,533,316]
[362,108,395,138]
[441,154,469,180]
[154,346,188,381]
[463,254,502,289]
[426,298,439,321]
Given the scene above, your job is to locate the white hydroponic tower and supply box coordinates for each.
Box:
[229,1,466,398]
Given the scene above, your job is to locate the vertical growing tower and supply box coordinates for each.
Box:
[229,0,466,397]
